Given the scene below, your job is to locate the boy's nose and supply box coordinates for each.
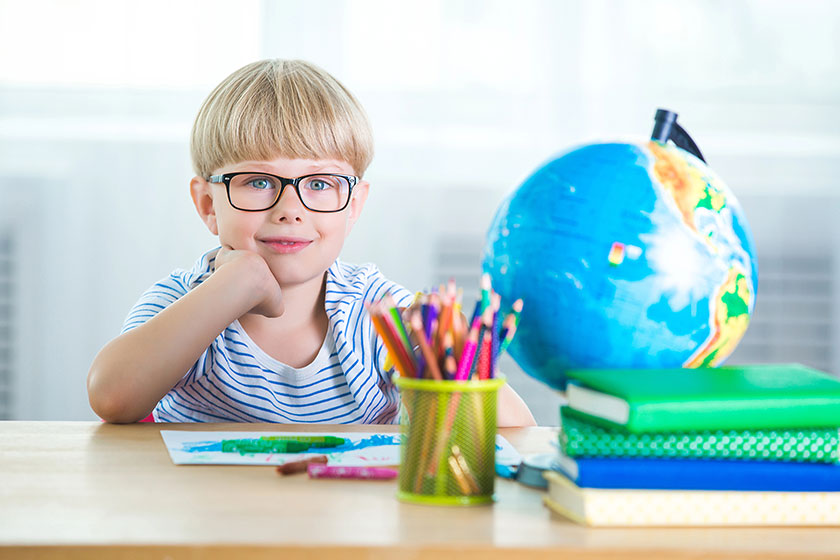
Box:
[271,186,306,222]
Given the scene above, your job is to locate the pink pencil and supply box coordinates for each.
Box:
[307,464,398,480]
[454,318,481,381]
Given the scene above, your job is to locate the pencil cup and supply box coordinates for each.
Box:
[393,375,505,506]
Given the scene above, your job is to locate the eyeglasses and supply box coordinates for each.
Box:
[208,172,358,213]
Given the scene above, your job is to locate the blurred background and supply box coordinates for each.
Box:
[0,0,838,424]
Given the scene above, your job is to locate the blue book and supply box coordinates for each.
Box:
[552,454,840,491]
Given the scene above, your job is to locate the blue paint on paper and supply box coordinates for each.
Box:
[181,440,223,453]
[312,434,400,453]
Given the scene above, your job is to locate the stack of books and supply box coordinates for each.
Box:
[545,364,840,526]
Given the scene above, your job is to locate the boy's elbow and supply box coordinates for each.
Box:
[87,365,145,424]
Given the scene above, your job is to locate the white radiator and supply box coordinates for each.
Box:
[728,253,833,372]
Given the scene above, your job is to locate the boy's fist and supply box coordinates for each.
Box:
[214,246,285,318]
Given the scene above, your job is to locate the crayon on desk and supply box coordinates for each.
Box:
[276,455,329,475]
[222,438,313,454]
[307,465,399,480]
[261,436,347,446]
[221,436,346,454]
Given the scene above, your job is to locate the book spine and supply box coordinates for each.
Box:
[567,457,840,492]
[560,414,840,464]
[567,490,840,526]
[544,471,840,526]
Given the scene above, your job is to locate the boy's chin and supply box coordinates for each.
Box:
[267,264,328,289]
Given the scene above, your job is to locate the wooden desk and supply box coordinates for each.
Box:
[2,422,840,559]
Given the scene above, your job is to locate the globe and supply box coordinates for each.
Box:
[483,139,758,390]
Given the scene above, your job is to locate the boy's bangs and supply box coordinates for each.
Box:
[229,95,365,173]
[192,60,373,179]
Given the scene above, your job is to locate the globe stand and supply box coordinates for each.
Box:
[651,108,706,163]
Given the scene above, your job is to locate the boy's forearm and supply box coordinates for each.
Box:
[87,264,259,423]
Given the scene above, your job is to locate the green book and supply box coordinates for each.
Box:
[565,364,840,432]
[560,407,840,463]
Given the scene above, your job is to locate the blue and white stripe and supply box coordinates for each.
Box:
[122,248,413,423]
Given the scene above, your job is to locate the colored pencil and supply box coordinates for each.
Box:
[384,295,413,353]
[477,330,492,380]
[451,445,480,493]
[452,307,466,362]
[441,331,455,380]
[489,293,501,378]
[370,303,415,378]
[437,304,454,357]
[425,293,439,343]
[381,308,418,377]
[455,318,481,381]
[498,299,523,355]
[409,311,442,381]
[480,273,492,313]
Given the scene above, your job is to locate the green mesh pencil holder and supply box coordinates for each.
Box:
[393,374,505,506]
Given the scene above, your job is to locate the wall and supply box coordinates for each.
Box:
[0,0,838,423]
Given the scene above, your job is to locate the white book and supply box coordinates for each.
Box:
[544,470,840,527]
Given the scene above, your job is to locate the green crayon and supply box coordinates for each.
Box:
[220,436,348,455]
[261,436,347,447]
[221,438,314,454]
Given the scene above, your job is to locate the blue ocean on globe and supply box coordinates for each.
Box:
[483,140,758,390]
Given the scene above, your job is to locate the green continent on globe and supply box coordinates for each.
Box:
[648,140,728,250]
[648,140,754,368]
[683,267,752,367]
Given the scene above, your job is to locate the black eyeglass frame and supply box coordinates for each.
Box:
[207,172,358,213]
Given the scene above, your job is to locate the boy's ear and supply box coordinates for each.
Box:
[190,176,219,235]
[345,179,369,233]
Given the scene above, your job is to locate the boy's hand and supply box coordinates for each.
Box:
[214,246,285,318]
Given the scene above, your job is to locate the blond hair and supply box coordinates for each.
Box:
[190,59,373,179]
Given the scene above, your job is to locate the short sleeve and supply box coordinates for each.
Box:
[120,273,192,334]
[120,249,218,335]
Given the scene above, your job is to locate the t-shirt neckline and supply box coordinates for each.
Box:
[230,319,334,380]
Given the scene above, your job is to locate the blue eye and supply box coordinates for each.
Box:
[247,177,274,190]
[302,176,339,192]
[310,180,331,191]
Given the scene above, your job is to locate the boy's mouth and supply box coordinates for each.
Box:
[260,237,313,254]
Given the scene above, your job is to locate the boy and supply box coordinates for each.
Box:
[87,59,535,426]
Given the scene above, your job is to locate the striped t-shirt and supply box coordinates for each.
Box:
[122,248,413,423]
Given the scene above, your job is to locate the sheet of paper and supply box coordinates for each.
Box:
[160,431,400,466]
[160,430,519,468]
